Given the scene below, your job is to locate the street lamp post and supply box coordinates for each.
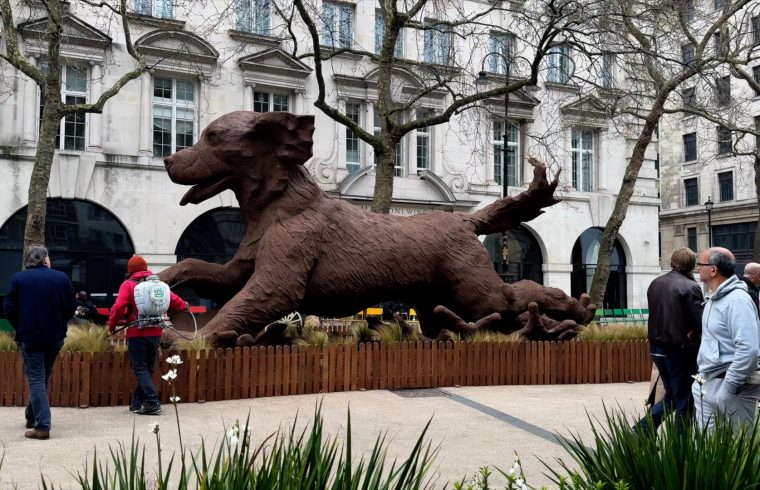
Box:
[476,51,514,280]
[704,197,714,247]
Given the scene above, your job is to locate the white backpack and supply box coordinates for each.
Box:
[133,275,171,318]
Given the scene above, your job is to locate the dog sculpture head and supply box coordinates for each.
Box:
[164,111,315,206]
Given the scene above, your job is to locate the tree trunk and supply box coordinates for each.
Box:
[754,153,760,261]
[23,102,60,257]
[588,105,664,307]
[370,142,396,214]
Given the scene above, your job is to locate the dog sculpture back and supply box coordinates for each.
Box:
[160,111,594,345]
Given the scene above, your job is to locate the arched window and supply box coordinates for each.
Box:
[483,226,543,284]
[0,199,134,306]
[571,227,627,308]
[174,208,245,307]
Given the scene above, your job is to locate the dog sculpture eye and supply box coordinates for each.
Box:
[206,131,219,145]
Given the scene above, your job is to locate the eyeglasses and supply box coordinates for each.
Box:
[696,262,715,267]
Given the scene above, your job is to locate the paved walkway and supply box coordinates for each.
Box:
[0,383,648,489]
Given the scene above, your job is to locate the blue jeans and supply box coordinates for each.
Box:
[21,340,64,432]
[128,337,161,407]
[636,343,697,434]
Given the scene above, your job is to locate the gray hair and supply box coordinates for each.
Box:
[707,248,736,278]
[24,245,49,268]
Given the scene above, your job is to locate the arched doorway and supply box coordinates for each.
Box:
[0,199,135,307]
[483,226,544,284]
[571,227,627,308]
[174,207,245,307]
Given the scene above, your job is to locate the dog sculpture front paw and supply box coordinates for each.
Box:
[517,302,584,341]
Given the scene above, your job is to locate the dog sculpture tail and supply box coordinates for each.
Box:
[467,157,561,236]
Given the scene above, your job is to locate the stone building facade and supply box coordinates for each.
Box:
[0,0,661,309]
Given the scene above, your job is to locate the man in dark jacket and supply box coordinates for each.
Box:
[737,262,760,315]
[4,245,76,440]
[635,247,704,434]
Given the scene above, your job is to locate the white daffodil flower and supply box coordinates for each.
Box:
[169,396,181,403]
[149,422,159,434]
[692,374,706,385]
[166,355,183,366]
[162,369,177,381]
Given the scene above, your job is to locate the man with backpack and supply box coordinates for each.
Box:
[108,255,188,415]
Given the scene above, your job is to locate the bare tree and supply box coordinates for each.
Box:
[280,0,587,213]
[0,0,146,255]
[574,0,757,305]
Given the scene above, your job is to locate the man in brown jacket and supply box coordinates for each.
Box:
[635,248,704,434]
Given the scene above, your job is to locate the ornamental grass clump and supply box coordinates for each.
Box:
[0,331,17,351]
[578,323,647,342]
[545,406,760,489]
[62,322,110,352]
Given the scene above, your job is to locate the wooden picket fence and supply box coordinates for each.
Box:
[0,340,651,408]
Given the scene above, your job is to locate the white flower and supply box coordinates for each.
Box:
[162,369,177,381]
[228,434,240,448]
[149,422,159,434]
[516,478,526,490]
[508,467,515,476]
[169,396,181,403]
[166,355,183,366]
[692,374,706,385]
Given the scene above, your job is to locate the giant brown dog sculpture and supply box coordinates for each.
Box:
[160,111,595,345]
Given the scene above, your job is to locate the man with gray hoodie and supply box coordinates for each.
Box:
[692,247,760,431]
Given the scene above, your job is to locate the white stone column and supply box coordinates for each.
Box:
[596,130,607,190]
[294,87,306,113]
[366,101,375,167]
[88,61,103,151]
[243,81,254,111]
[408,108,418,176]
[138,70,152,156]
[22,55,39,146]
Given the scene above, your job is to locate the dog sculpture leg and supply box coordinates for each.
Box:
[190,234,317,347]
[159,258,254,303]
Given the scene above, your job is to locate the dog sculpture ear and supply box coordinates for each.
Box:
[251,113,315,165]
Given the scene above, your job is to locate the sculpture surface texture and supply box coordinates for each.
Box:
[160,111,595,345]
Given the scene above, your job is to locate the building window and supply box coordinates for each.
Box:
[493,120,519,187]
[682,0,694,23]
[153,77,196,157]
[321,2,353,48]
[713,31,728,57]
[753,66,760,95]
[718,171,733,201]
[547,45,572,84]
[135,0,172,18]
[571,128,593,192]
[488,32,515,75]
[39,64,88,151]
[716,75,731,104]
[682,44,695,66]
[253,91,289,112]
[717,126,732,155]
[714,222,757,254]
[373,110,404,177]
[752,16,760,45]
[375,11,403,57]
[423,24,453,65]
[683,132,697,162]
[687,227,697,252]
[416,109,431,170]
[235,0,270,35]
[682,87,696,108]
[601,53,615,88]
[756,116,760,150]
[684,177,698,206]
[345,102,361,174]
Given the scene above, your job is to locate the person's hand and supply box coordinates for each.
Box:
[716,380,738,411]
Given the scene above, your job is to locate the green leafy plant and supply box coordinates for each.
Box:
[351,321,375,343]
[578,323,647,342]
[0,331,17,351]
[296,326,330,347]
[546,406,760,489]
[376,322,418,343]
[62,322,109,352]
[174,335,214,352]
[453,455,530,490]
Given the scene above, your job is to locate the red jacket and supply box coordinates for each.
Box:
[108,270,188,338]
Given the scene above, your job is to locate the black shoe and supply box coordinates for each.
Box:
[25,420,35,429]
[129,404,141,413]
[138,403,162,415]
